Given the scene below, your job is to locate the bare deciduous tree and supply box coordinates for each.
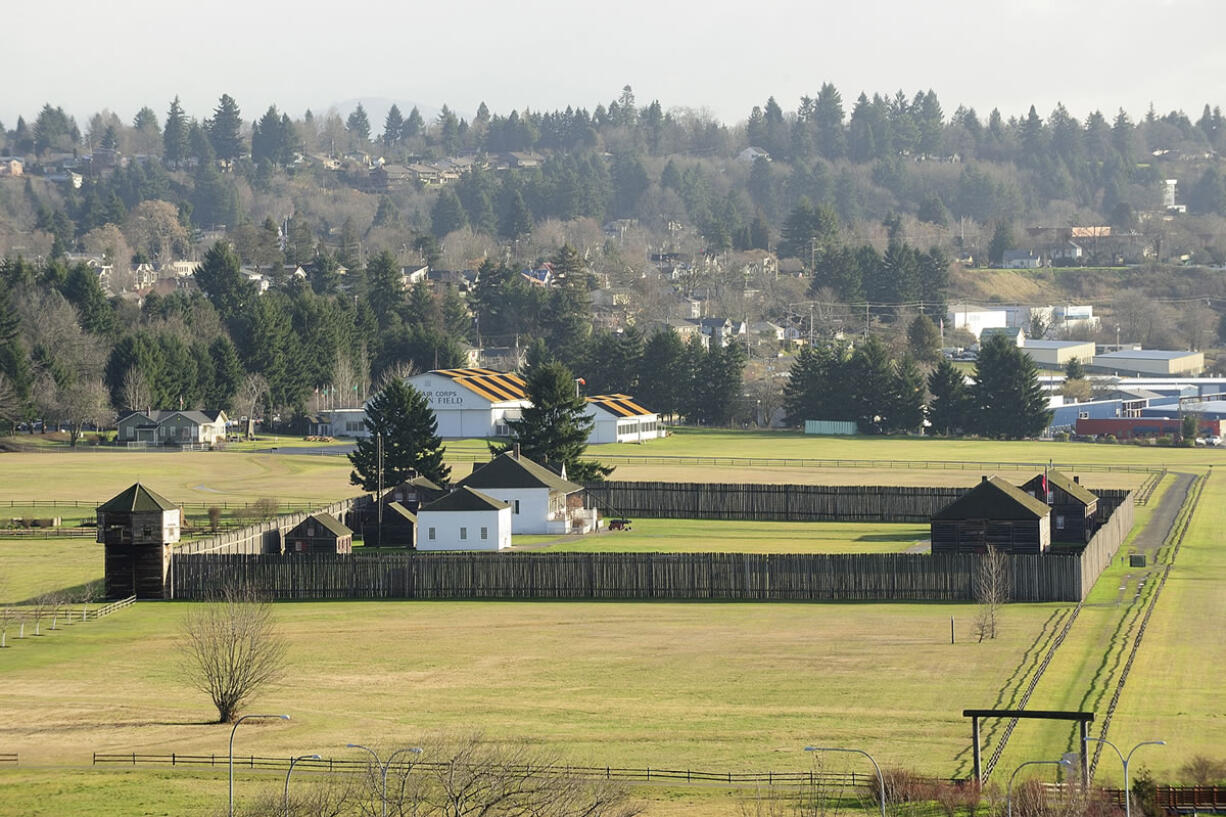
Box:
[376,733,640,817]
[121,367,153,413]
[178,583,287,723]
[974,545,1009,642]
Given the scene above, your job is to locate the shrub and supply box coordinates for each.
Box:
[1179,755,1226,785]
[207,506,222,532]
[1053,431,1070,442]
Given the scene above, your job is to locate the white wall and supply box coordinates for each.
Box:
[464,487,551,534]
[417,506,511,550]
[408,372,528,438]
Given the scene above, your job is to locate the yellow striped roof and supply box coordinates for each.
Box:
[430,369,528,402]
[586,394,655,417]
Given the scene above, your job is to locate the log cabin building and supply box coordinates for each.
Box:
[930,476,1052,554]
[284,513,353,554]
[1019,471,1099,543]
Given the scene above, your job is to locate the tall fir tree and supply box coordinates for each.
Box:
[163,96,189,168]
[927,358,970,436]
[972,334,1051,438]
[348,378,449,490]
[493,361,610,482]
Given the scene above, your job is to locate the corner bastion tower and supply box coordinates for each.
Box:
[96,483,181,599]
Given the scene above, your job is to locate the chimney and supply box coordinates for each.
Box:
[514,443,520,460]
[981,475,988,483]
[1073,475,1080,484]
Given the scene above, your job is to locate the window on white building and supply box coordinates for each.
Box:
[428,527,436,540]
[514,500,520,514]
[481,527,488,539]
[460,527,467,540]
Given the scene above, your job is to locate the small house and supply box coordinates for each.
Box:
[1019,471,1098,543]
[96,483,181,599]
[416,486,512,551]
[284,513,353,554]
[457,451,595,535]
[116,410,228,446]
[930,475,1052,554]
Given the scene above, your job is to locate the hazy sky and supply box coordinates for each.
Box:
[6,0,1225,132]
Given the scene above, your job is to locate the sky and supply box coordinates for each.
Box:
[5,0,1226,133]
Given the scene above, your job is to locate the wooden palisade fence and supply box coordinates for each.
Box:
[582,482,1130,524]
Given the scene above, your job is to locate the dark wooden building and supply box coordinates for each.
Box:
[357,475,445,547]
[931,476,1052,554]
[285,513,353,554]
[1019,471,1098,543]
[96,483,181,599]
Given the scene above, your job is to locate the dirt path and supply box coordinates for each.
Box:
[1097,472,1194,607]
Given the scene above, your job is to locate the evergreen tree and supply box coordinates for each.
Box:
[1064,356,1086,380]
[382,104,404,147]
[779,198,838,264]
[430,188,468,238]
[402,107,424,140]
[62,264,115,336]
[907,314,941,364]
[927,358,970,436]
[163,97,189,167]
[887,355,926,433]
[972,334,1051,438]
[636,329,685,419]
[206,336,244,411]
[348,378,449,490]
[493,361,610,482]
[346,103,371,141]
[207,94,243,162]
[194,241,254,320]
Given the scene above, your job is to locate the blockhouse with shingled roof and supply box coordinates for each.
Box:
[95,483,181,599]
[930,475,1052,554]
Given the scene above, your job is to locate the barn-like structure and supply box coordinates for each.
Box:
[930,476,1052,554]
[284,513,353,554]
[96,483,181,599]
[1019,471,1099,543]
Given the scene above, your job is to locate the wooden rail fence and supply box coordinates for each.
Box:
[91,752,874,786]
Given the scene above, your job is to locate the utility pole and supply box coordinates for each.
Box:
[376,432,384,548]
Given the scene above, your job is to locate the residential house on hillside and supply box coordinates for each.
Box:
[416,486,512,551]
[456,451,596,535]
[930,475,1052,554]
[116,410,228,446]
[1001,249,1042,269]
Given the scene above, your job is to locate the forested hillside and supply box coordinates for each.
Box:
[2,84,1225,435]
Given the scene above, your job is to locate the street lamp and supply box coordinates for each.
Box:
[1085,737,1165,817]
[229,714,290,817]
[348,743,424,817]
[805,746,886,817]
[284,754,321,817]
[1007,759,1072,817]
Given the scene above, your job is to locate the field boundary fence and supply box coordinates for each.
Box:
[0,753,16,765]
[90,751,881,787]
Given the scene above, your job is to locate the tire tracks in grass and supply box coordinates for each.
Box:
[950,608,1068,779]
[1087,472,1204,781]
[974,472,1198,781]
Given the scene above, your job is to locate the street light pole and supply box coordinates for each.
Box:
[229,714,290,817]
[1007,759,1071,817]
[382,746,424,816]
[348,743,424,817]
[1085,737,1166,817]
[805,746,886,817]
[283,754,321,817]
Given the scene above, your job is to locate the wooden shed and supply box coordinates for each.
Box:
[96,483,181,599]
[1019,471,1098,543]
[285,513,353,554]
[363,501,418,548]
[931,475,1052,554]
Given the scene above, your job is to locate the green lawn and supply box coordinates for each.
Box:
[522,518,926,554]
[0,598,1067,777]
[0,537,102,604]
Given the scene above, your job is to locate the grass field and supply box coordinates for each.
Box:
[520,519,927,554]
[1,430,1223,814]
